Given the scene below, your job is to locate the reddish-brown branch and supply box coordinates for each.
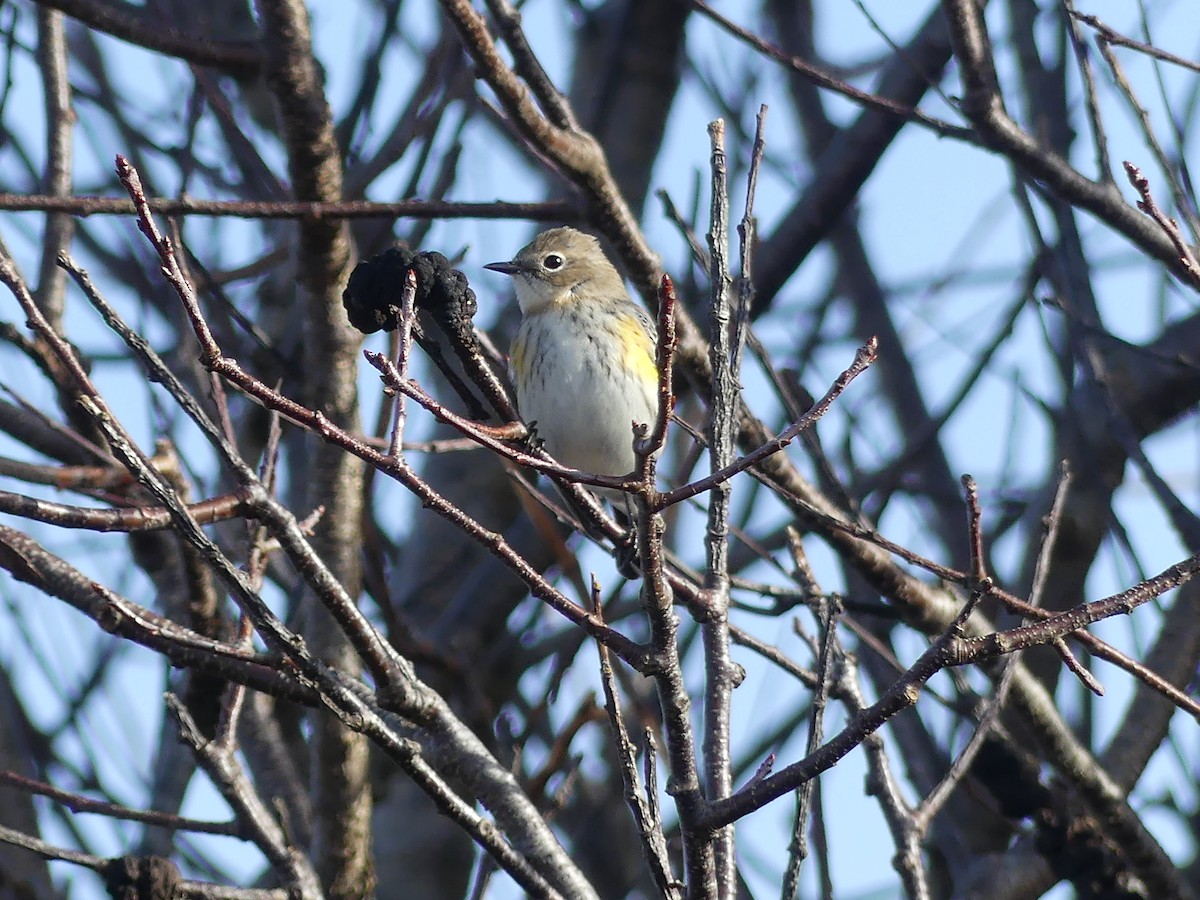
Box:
[1123,161,1200,291]
[0,771,240,837]
[656,337,877,510]
[0,193,576,221]
[1072,12,1200,76]
[0,488,249,532]
[961,475,987,583]
[951,551,1200,665]
[641,274,679,458]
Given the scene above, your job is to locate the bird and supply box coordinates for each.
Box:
[485,227,660,573]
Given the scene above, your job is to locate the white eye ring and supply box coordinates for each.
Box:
[543,253,564,270]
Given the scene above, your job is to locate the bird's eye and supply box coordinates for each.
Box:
[542,253,564,270]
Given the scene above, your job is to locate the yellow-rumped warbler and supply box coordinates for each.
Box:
[485,227,658,561]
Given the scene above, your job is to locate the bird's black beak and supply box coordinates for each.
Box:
[484,260,520,276]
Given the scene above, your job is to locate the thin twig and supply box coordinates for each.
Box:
[387,269,418,458]
[781,594,841,898]
[657,338,878,510]
[594,583,681,899]
[0,192,575,220]
[1072,11,1200,76]
[1123,161,1200,291]
[961,475,987,583]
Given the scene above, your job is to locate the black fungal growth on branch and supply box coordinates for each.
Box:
[342,246,478,349]
[344,245,510,420]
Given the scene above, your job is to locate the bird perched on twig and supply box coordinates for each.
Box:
[486,227,660,575]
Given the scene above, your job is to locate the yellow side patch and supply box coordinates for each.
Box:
[616,314,658,386]
[510,333,527,390]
